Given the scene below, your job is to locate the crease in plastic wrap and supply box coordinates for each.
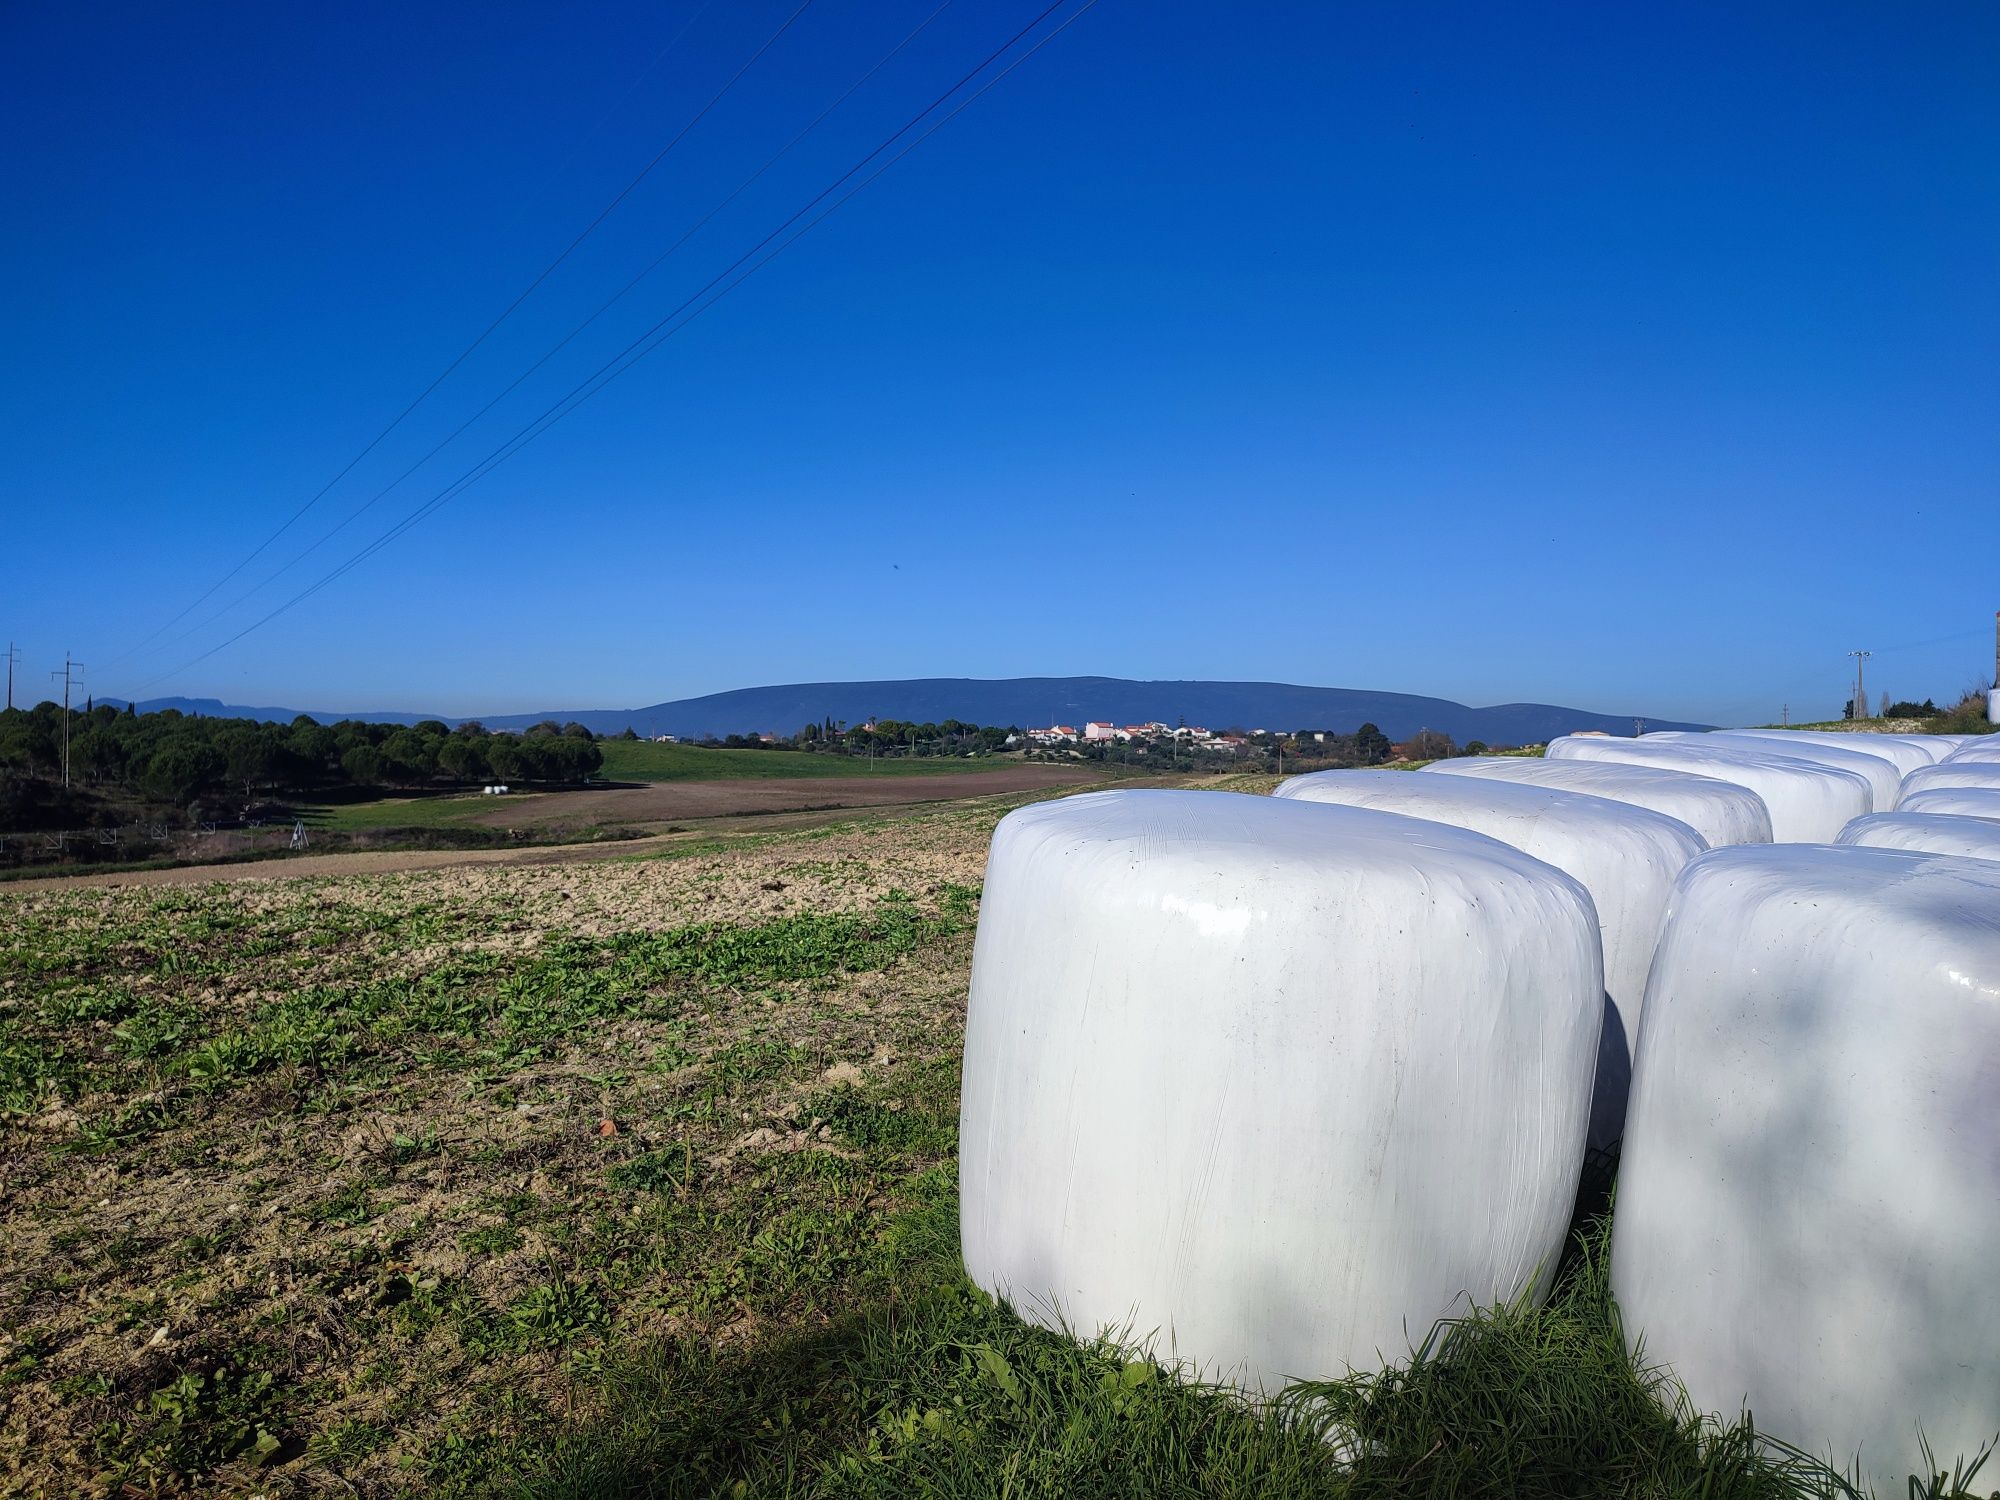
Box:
[1895,786,2000,823]
[1710,727,1943,775]
[1273,769,1705,1151]
[1422,755,1773,849]
[1544,735,1870,842]
[1647,731,1902,811]
[1610,844,2000,1493]
[1836,812,2000,862]
[960,789,1602,1393]
[1901,763,2000,799]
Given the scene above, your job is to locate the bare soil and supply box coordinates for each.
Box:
[4,767,1110,893]
[464,766,1099,829]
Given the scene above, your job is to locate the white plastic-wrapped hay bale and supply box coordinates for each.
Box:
[1423,756,1773,848]
[1545,736,1869,842]
[1835,812,2000,862]
[1900,762,2000,799]
[1648,731,1902,812]
[1896,786,2000,823]
[961,789,1603,1392]
[1944,737,2000,764]
[1890,734,1959,762]
[1611,844,2000,1492]
[1712,727,1940,777]
[1274,769,1705,1151]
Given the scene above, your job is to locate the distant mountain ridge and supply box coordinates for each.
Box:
[101,679,1712,744]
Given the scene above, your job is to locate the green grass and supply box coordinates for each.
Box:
[596,740,1020,783]
[300,790,506,831]
[515,1203,1989,1500]
[5,804,1992,1499]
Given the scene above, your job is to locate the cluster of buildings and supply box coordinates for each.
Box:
[1024,721,1253,750]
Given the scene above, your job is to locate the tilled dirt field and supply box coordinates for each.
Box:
[461,765,1100,829]
[3,770,1115,894]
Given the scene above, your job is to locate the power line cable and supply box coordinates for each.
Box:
[544,1,717,185]
[106,0,811,668]
[130,0,960,667]
[135,0,1096,691]
[321,0,1100,583]
[1868,625,1989,655]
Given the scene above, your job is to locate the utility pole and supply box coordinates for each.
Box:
[49,654,84,788]
[3,642,17,711]
[1781,703,1789,726]
[1848,649,1871,721]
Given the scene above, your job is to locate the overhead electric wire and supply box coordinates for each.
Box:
[133,0,960,667]
[106,0,809,668]
[135,0,1097,692]
[1870,625,1990,655]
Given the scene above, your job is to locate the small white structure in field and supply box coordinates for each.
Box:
[1899,763,2000,799]
[1648,732,1902,812]
[1274,769,1704,1152]
[1711,727,1941,776]
[1835,812,2000,862]
[1423,756,1773,849]
[960,789,1602,1392]
[1896,786,2000,823]
[1545,736,1869,842]
[1611,844,2000,1493]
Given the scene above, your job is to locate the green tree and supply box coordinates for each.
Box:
[436,736,488,783]
[143,741,223,805]
[341,745,388,787]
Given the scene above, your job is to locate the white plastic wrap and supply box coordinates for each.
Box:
[1835,812,2000,862]
[1944,737,2000,764]
[1274,769,1705,1150]
[1610,844,2000,1492]
[1710,727,1940,776]
[1545,736,1870,842]
[1422,756,1773,848]
[1900,763,2000,799]
[1895,734,1972,761]
[961,788,1603,1391]
[1648,732,1902,812]
[1895,786,2000,823]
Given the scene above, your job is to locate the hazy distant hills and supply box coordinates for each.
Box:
[98,696,441,727]
[103,679,1711,744]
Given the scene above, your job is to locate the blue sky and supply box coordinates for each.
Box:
[4,1,1995,723]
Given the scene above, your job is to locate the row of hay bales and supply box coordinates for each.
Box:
[959,727,2000,1492]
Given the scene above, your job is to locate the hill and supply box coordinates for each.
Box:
[98,679,1710,743]
[487,677,1710,743]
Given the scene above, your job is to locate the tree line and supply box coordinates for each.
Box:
[0,703,603,811]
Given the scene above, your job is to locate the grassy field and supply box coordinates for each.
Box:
[595,741,1021,783]
[297,791,530,832]
[0,786,1988,1497]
